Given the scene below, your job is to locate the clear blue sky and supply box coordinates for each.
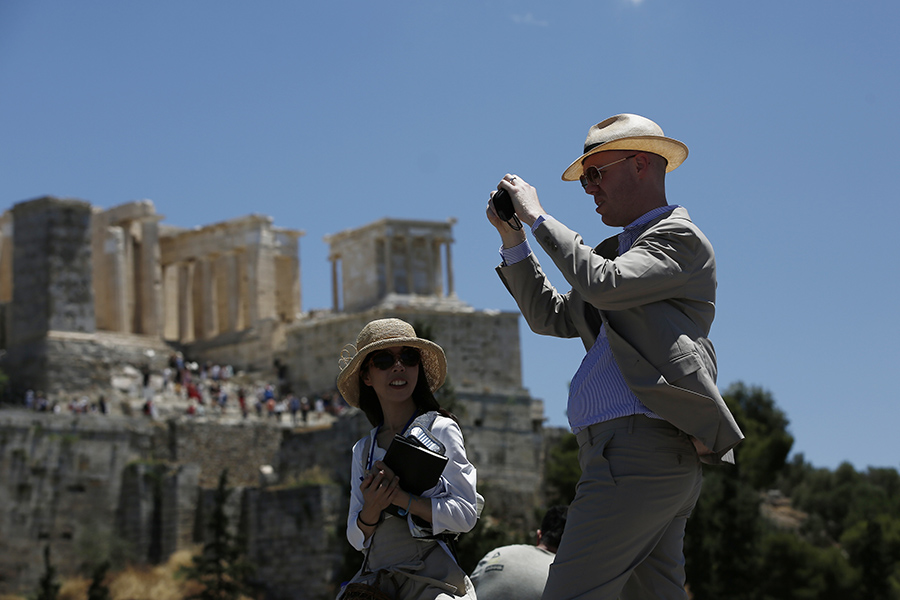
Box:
[2,1,898,471]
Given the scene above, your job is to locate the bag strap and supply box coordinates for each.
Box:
[404,411,445,454]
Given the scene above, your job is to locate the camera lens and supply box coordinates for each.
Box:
[493,188,514,221]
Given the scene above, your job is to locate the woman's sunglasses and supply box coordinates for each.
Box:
[366,348,421,371]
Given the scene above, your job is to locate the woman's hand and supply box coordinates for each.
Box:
[372,460,434,524]
[358,463,400,527]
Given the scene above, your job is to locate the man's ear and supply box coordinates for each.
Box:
[633,152,652,173]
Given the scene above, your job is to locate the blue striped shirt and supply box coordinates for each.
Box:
[500,206,679,432]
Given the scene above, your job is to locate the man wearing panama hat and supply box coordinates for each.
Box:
[486,114,744,600]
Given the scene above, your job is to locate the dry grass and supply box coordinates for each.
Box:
[1,547,255,600]
[106,549,203,600]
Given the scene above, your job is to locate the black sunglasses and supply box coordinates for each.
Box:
[366,347,421,371]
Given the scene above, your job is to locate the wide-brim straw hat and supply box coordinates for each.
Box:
[337,318,447,408]
[561,113,689,181]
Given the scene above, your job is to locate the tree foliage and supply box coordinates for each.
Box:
[87,561,111,600]
[722,382,793,490]
[179,470,257,600]
[543,432,580,507]
[682,382,900,599]
[540,381,900,599]
[33,546,60,600]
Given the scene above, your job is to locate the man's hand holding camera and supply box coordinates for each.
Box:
[486,173,546,248]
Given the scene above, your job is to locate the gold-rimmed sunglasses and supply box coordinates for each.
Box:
[579,154,637,188]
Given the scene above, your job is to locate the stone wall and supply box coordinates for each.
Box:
[4,198,96,393]
[0,401,552,599]
[166,417,288,488]
[284,307,527,399]
[456,393,545,528]
[44,331,172,400]
[182,317,285,375]
[242,484,345,600]
[9,197,95,342]
[0,411,157,591]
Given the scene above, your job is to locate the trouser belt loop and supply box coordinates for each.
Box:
[628,414,635,434]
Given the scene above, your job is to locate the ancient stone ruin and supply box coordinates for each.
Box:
[0,196,549,600]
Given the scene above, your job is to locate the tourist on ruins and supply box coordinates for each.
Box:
[288,394,300,425]
[254,390,264,418]
[186,381,202,404]
[486,113,744,599]
[217,386,228,413]
[336,318,481,600]
[300,395,311,423]
[238,387,248,419]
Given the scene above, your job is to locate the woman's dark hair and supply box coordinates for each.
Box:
[357,350,448,427]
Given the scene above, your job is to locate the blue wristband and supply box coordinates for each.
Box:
[397,494,414,517]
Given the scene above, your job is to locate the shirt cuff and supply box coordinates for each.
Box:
[499,239,533,266]
[531,214,551,233]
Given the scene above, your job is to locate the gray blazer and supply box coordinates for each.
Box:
[497,207,743,464]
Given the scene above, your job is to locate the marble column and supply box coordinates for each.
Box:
[330,253,340,312]
[405,237,414,294]
[178,261,195,343]
[445,240,455,297]
[139,216,164,336]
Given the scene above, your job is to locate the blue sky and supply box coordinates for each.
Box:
[2,1,898,471]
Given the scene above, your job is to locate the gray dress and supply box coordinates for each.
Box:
[338,512,476,600]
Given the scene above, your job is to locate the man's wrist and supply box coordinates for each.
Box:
[500,231,527,249]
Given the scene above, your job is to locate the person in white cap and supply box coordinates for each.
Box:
[336,318,479,600]
[486,114,744,600]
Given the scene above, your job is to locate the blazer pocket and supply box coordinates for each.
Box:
[657,351,703,384]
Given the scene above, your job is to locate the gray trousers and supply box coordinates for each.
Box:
[541,415,703,600]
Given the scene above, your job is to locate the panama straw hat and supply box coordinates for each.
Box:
[561,113,689,181]
[337,318,447,408]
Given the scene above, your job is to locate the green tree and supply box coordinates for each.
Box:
[543,432,579,506]
[180,470,257,600]
[684,466,763,600]
[87,561,111,600]
[841,516,900,600]
[756,531,860,600]
[722,382,793,490]
[0,368,9,400]
[686,383,792,598]
[34,546,60,600]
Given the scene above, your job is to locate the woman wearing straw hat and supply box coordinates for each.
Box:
[336,318,479,600]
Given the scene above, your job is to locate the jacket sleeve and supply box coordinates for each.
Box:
[532,216,713,312]
[496,252,581,340]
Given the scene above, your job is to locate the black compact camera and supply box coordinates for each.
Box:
[493,188,522,230]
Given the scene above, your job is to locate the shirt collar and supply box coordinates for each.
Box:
[618,205,679,254]
[624,204,678,232]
